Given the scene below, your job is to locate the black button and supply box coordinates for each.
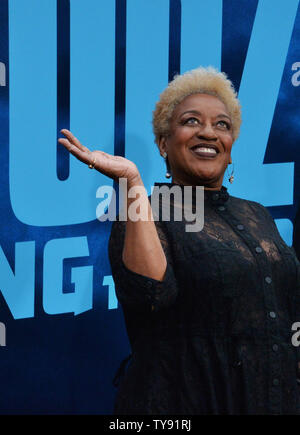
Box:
[273,378,279,386]
[212,193,219,201]
[218,206,225,211]
[146,282,153,289]
[237,224,244,230]
[272,344,279,352]
[255,246,263,253]
[265,276,272,284]
[232,360,242,368]
[269,311,276,319]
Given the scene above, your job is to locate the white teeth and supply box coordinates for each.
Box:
[193,147,217,154]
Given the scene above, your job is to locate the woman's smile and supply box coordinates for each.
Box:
[189,144,219,158]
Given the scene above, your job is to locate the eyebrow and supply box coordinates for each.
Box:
[180,110,231,121]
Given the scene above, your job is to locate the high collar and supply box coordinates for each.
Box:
[153,182,230,206]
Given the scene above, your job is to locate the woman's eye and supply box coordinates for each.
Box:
[217,120,231,129]
[184,117,199,125]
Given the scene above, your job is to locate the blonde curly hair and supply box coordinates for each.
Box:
[152,66,242,145]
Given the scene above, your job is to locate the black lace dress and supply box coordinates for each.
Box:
[108,183,300,415]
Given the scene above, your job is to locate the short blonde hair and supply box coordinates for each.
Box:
[152,66,242,144]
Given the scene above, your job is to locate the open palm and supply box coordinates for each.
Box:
[58,129,140,183]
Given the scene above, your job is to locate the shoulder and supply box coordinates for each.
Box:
[228,194,267,210]
[228,194,273,219]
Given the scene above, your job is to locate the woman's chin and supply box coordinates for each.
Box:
[191,170,223,184]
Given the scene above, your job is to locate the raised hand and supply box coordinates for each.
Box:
[58,129,141,185]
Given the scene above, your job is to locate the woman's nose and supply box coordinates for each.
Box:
[197,123,217,139]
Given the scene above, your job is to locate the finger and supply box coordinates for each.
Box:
[58,137,73,150]
[58,138,93,165]
[59,139,117,175]
[60,129,90,153]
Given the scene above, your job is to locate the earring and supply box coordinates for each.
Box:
[161,152,171,178]
[227,162,234,184]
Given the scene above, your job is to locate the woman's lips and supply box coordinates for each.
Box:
[190,147,219,158]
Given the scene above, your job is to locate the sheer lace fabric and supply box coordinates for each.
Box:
[108,183,300,415]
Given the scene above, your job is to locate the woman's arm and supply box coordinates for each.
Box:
[109,208,178,312]
[123,174,166,281]
[58,129,167,281]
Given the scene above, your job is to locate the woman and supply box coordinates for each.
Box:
[59,67,300,415]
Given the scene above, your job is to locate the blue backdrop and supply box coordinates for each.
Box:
[0,0,299,414]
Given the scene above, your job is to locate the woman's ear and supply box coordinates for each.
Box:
[158,135,167,156]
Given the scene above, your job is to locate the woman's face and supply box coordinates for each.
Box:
[158,93,234,189]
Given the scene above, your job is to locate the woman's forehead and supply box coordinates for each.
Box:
[172,93,229,117]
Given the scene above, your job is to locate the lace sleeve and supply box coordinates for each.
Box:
[108,217,179,312]
[253,201,283,237]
